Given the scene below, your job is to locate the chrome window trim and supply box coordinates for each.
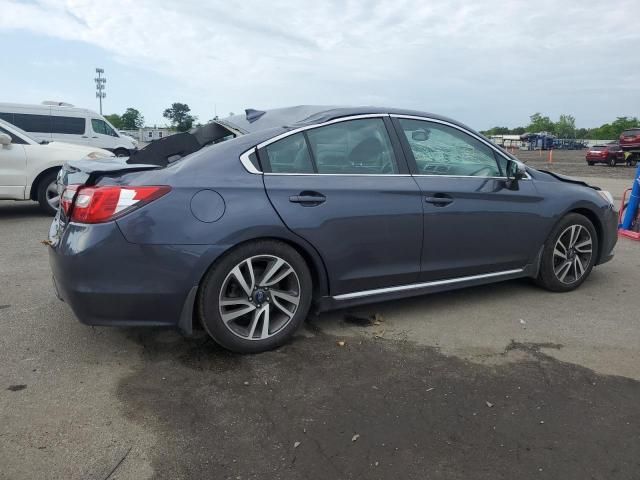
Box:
[390,114,531,180]
[237,112,531,180]
[239,148,261,174]
[333,268,524,301]
[238,114,389,174]
[263,173,413,177]
[256,113,388,150]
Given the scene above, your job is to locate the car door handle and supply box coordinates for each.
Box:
[424,195,453,206]
[91,136,99,138]
[289,192,326,206]
[81,135,89,138]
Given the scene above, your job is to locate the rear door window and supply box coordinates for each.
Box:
[51,116,85,135]
[305,118,398,174]
[264,133,314,173]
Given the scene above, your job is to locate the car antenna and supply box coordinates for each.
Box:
[245,109,266,123]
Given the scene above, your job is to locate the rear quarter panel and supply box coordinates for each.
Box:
[113,140,330,295]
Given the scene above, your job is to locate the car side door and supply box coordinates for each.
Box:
[0,126,27,199]
[261,116,424,296]
[392,116,546,282]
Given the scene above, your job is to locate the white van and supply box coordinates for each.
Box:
[0,102,138,156]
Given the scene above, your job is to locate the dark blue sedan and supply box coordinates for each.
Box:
[48,106,618,353]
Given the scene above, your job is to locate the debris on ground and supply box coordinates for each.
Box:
[352,434,360,442]
[486,401,494,408]
[337,341,346,347]
[294,441,301,449]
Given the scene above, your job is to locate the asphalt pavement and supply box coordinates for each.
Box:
[1,178,639,479]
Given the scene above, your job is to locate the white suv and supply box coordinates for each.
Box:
[0,119,114,214]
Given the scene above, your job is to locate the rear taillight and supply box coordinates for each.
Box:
[60,184,78,216]
[62,185,170,223]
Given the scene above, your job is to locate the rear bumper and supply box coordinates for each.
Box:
[48,220,224,328]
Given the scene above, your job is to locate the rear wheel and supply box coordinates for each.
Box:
[536,213,598,292]
[198,240,312,353]
[608,156,616,167]
[36,170,60,216]
[587,161,594,166]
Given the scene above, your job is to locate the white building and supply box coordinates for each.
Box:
[119,127,174,142]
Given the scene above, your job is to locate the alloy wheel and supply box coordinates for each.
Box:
[218,255,301,341]
[46,180,60,210]
[552,225,593,284]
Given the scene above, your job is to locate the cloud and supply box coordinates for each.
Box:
[1,0,639,127]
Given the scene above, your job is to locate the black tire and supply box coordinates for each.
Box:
[36,170,60,216]
[113,148,130,157]
[587,161,594,166]
[536,213,598,292]
[198,240,312,353]
[608,156,616,167]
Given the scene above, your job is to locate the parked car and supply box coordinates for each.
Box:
[585,144,624,167]
[48,106,618,353]
[619,128,640,150]
[0,119,113,214]
[0,102,138,156]
[619,128,640,166]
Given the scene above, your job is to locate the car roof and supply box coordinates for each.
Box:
[216,105,474,136]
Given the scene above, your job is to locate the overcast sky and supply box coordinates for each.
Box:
[1,0,638,130]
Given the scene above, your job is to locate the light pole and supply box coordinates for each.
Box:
[95,68,106,114]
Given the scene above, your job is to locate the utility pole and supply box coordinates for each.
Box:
[95,68,106,114]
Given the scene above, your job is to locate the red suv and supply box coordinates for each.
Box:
[586,144,624,167]
[620,128,640,150]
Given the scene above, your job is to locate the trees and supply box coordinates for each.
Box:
[527,113,555,134]
[483,114,638,140]
[104,114,122,129]
[163,103,196,132]
[120,108,144,130]
[555,114,576,139]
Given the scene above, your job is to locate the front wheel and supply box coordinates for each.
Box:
[198,240,312,353]
[536,213,598,292]
[587,161,594,166]
[113,148,130,158]
[36,170,61,216]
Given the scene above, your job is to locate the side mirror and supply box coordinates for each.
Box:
[411,129,430,141]
[0,133,11,145]
[506,159,526,180]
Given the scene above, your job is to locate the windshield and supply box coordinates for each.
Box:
[622,129,640,137]
[591,146,606,151]
[0,119,38,144]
